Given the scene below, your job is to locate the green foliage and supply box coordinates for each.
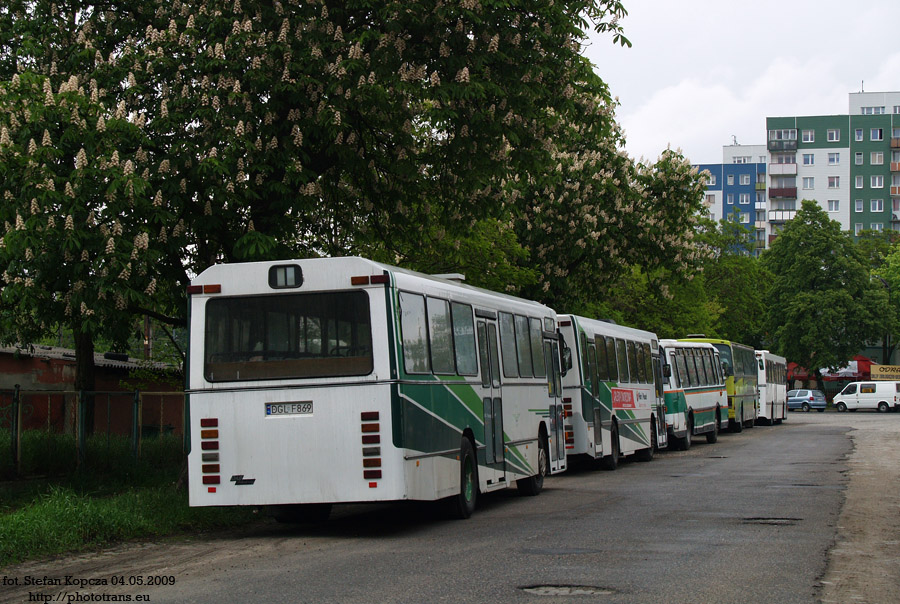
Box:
[761,200,888,375]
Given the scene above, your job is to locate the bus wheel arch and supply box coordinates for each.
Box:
[706,407,719,444]
[599,420,620,471]
[635,415,655,462]
[516,426,548,496]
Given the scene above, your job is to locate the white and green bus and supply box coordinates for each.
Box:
[557,315,667,469]
[186,257,568,520]
[755,350,787,425]
[680,337,759,432]
[659,339,727,449]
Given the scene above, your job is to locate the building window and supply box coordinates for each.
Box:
[872,223,885,231]
[871,199,884,212]
[871,128,884,141]
[893,128,900,139]
[827,129,840,142]
[856,175,864,189]
[733,156,751,164]
[802,153,814,165]
[726,194,734,204]
[740,174,751,185]
[774,153,796,164]
[705,194,716,205]
[707,174,716,186]
[872,152,884,165]
[828,152,840,165]
[862,106,885,115]
[759,156,766,163]
[802,130,815,143]
[894,106,900,114]
[740,212,750,224]
[856,152,864,165]
[856,128,864,141]
[855,199,864,212]
[872,175,884,188]
[727,175,734,185]
[828,176,840,189]
[739,193,750,204]
[769,129,797,141]
[855,223,863,235]
[802,177,815,189]
[827,200,840,212]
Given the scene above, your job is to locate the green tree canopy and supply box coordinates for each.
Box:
[760,199,888,376]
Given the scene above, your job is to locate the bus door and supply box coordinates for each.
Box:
[652,353,669,449]
[546,338,567,473]
[477,321,504,474]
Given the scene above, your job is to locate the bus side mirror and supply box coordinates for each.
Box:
[560,341,572,376]
[663,364,672,378]
[722,363,733,377]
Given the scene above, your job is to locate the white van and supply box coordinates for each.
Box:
[833,381,900,413]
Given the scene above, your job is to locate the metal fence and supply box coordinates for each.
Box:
[0,387,185,478]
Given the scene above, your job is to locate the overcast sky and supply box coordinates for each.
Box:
[581,0,900,164]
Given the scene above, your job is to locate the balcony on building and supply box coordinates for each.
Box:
[891,186,900,197]
[768,210,797,223]
[768,163,798,176]
[755,201,767,212]
[891,138,900,149]
[891,162,900,172]
[769,187,797,199]
[768,140,798,152]
[755,220,767,230]
[893,213,900,223]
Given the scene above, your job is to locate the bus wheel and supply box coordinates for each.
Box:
[599,424,619,471]
[270,503,332,524]
[517,433,547,496]
[878,401,890,413]
[635,420,656,462]
[732,406,744,432]
[706,409,719,444]
[836,402,847,412]
[682,413,693,450]
[450,437,478,519]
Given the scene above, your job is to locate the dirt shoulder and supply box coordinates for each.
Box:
[818,412,900,603]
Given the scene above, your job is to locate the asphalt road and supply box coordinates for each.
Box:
[1,414,854,604]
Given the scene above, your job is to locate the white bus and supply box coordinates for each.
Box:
[187,257,568,520]
[557,315,667,469]
[659,340,727,449]
[756,350,787,425]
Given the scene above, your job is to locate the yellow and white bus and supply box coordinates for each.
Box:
[186,257,568,520]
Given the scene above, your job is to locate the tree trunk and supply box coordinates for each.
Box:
[73,327,96,436]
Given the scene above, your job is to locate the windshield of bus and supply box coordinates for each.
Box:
[711,343,733,377]
[204,291,373,381]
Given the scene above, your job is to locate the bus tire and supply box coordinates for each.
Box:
[878,401,890,413]
[517,433,548,496]
[682,413,693,450]
[706,409,719,444]
[732,406,743,432]
[270,503,332,524]
[635,420,656,462]
[836,402,847,412]
[450,437,478,519]
[599,424,619,471]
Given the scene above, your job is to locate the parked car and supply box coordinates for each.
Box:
[832,381,900,413]
[787,389,827,412]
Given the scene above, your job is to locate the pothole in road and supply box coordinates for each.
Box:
[742,517,801,526]
[520,585,616,596]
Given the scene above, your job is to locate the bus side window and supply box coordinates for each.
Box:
[587,342,599,398]
[628,341,641,383]
[530,318,546,377]
[477,322,490,388]
[596,335,609,382]
[499,312,519,378]
[606,337,619,382]
[617,339,629,383]
[669,352,681,387]
[580,333,591,393]
[451,302,478,376]
[399,292,431,374]
[643,343,653,386]
[427,297,455,374]
[514,314,534,378]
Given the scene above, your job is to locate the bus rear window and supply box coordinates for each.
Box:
[204,291,373,381]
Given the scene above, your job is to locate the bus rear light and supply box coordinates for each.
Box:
[187,285,203,295]
[202,464,220,473]
[202,476,220,485]
[361,423,380,433]
[201,441,219,450]
[203,284,222,294]
[363,447,381,456]
[202,453,219,462]
[370,274,389,284]
[363,458,382,468]
[559,320,571,327]
[363,470,382,479]
[200,418,219,427]
[361,411,379,421]
[351,276,370,286]
[362,434,380,444]
[200,429,218,439]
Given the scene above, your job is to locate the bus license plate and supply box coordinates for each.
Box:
[266,401,313,416]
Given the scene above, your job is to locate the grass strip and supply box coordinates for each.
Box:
[0,484,256,568]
